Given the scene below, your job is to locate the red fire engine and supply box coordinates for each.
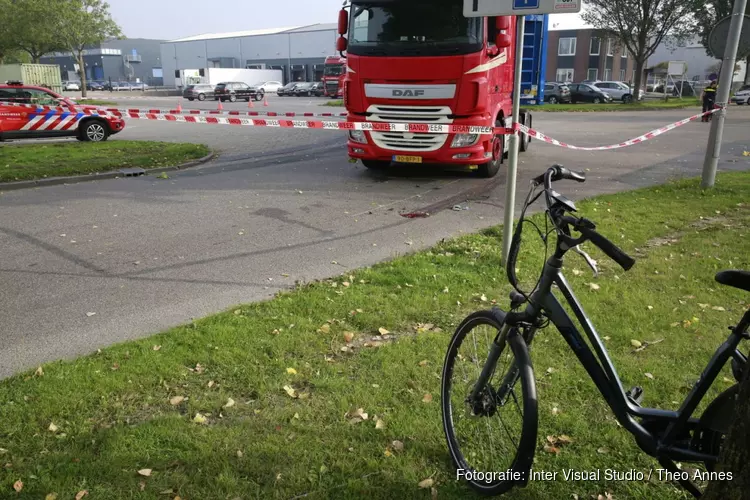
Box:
[322,55,346,98]
[335,1,532,178]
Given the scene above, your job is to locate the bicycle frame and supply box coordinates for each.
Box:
[508,253,747,467]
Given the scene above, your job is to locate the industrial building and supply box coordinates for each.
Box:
[159,24,339,87]
[40,38,164,85]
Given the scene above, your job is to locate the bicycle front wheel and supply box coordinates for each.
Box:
[441,310,538,496]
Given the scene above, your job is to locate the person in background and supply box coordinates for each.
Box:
[701,80,717,122]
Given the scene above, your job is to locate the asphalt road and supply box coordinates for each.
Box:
[2,99,749,378]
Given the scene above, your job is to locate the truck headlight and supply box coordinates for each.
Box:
[349,130,367,144]
[451,133,479,148]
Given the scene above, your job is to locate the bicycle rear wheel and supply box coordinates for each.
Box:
[441,310,538,495]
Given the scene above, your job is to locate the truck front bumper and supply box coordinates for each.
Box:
[346,119,497,166]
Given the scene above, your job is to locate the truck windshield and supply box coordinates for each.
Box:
[324,64,345,76]
[347,0,483,57]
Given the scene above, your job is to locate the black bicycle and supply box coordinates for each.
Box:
[441,164,749,497]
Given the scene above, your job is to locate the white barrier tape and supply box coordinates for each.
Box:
[514,107,722,151]
[6,107,505,135]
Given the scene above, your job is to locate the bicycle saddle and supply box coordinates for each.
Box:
[715,270,750,293]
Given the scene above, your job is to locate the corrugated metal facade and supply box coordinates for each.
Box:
[160,24,338,87]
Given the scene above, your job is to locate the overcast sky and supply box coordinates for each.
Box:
[107,0,587,40]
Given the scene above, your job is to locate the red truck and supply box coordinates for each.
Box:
[335,1,532,178]
[322,55,346,98]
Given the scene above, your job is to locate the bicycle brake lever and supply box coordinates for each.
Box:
[572,245,598,277]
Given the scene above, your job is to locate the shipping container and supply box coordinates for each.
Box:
[0,64,63,94]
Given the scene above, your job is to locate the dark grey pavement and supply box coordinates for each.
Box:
[1,103,749,378]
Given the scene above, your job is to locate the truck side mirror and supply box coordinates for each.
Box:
[496,16,510,30]
[338,9,348,35]
[496,34,512,48]
[336,36,348,52]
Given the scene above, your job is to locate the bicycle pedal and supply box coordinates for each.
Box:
[626,386,644,406]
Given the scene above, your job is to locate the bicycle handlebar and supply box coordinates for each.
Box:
[577,224,636,271]
[533,164,587,187]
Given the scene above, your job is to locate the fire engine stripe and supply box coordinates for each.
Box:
[33,111,61,131]
[20,114,44,131]
[53,113,75,130]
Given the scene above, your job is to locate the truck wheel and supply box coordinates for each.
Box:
[478,123,504,178]
[78,120,110,142]
[519,113,531,153]
[198,94,206,101]
[361,160,390,170]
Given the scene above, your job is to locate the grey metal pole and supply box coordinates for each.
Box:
[701,0,747,188]
[501,16,526,264]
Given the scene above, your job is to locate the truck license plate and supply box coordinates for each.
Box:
[393,155,422,163]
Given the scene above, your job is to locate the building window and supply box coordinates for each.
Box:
[587,68,598,81]
[606,39,614,56]
[604,68,612,80]
[621,49,627,58]
[590,38,600,55]
[620,69,626,81]
[558,37,577,56]
[556,68,574,82]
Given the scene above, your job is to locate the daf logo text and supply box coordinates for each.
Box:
[392,89,425,97]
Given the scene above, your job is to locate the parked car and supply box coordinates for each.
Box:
[112,81,133,91]
[671,80,695,97]
[543,82,571,104]
[277,82,299,97]
[591,81,642,103]
[294,82,324,97]
[567,83,613,104]
[130,82,149,91]
[183,84,215,101]
[62,81,80,91]
[0,81,125,142]
[214,82,265,102]
[254,81,283,93]
[86,80,105,91]
[731,84,750,105]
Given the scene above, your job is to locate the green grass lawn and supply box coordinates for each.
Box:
[0,141,210,182]
[74,99,119,106]
[322,99,344,107]
[537,98,701,112]
[1,172,748,499]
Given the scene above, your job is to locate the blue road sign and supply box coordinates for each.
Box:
[513,0,540,9]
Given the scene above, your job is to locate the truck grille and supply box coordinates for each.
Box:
[367,105,452,152]
[325,81,339,95]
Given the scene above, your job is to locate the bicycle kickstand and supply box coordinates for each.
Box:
[657,457,703,498]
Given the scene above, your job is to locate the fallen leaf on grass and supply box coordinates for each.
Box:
[418,478,435,488]
[647,305,654,310]
[378,327,390,335]
[137,468,152,477]
[645,372,654,379]
[480,294,488,302]
[723,377,734,383]
[630,339,643,348]
[392,440,404,451]
[152,345,161,351]
[632,338,665,353]
[139,481,146,491]
[169,396,185,406]
[343,332,355,343]
[35,366,43,376]
[572,269,582,276]
[48,422,59,433]
[712,306,726,311]
[597,493,614,500]
[422,393,433,403]
[283,385,298,398]
[75,491,88,500]
[588,283,600,291]
[418,360,429,367]
[13,480,23,492]
[45,494,57,500]
[543,444,560,454]
[207,381,215,388]
[192,413,207,424]
[552,406,561,415]
[384,448,393,457]
[346,408,369,423]
[597,447,609,454]
[286,367,297,375]
[223,398,235,408]
[375,418,386,430]
[318,324,331,334]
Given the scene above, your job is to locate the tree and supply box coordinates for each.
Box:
[57,0,122,97]
[12,0,68,62]
[701,363,750,500]
[581,0,702,99]
[692,0,750,84]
